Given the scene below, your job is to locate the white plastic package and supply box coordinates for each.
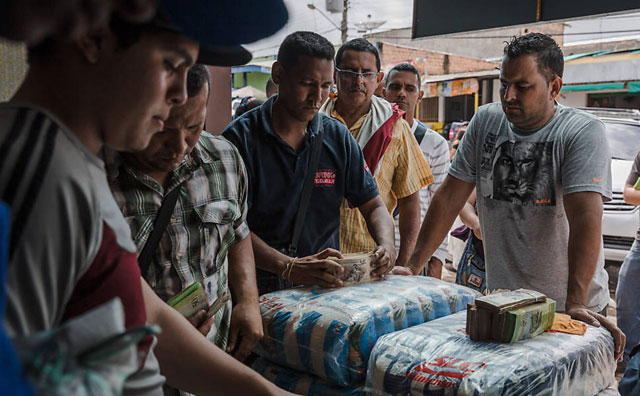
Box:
[256,276,479,386]
[366,311,616,395]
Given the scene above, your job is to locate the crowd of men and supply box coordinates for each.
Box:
[0,1,634,394]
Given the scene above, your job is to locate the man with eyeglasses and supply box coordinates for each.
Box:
[320,38,433,268]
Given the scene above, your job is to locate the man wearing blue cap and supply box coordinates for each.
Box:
[0,2,296,395]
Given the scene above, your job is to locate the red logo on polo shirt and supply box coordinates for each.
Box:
[315,169,336,186]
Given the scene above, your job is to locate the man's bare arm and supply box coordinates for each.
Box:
[358,195,396,276]
[142,279,297,396]
[459,188,482,240]
[395,191,421,267]
[398,176,474,275]
[226,234,263,361]
[563,191,625,362]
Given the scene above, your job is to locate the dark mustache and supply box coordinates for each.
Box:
[351,86,367,94]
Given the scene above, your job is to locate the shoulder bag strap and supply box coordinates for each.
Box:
[288,118,324,257]
[414,122,427,145]
[138,184,183,277]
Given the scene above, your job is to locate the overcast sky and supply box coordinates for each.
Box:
[244,2,640,58]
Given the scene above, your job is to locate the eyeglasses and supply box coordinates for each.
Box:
[335,67,379,81]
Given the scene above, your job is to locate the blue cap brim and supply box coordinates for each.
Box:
[157,0,288,66]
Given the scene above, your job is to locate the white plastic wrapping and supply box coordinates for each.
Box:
[256,276,479,386]
[253,357,365,396]
[366,311,616,396]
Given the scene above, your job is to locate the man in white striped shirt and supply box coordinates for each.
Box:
[384,63,450,278]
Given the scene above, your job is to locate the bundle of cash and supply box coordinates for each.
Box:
[166,282,209,319]
[334,252,375,286]
[466,289,555,343]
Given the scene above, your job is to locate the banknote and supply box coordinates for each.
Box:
[167,282,209,319]
[335,252,375,286]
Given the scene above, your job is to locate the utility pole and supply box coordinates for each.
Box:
[341,0,348,44]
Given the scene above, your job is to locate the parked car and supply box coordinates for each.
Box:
[446,121,469,141]
[581,108,640,263]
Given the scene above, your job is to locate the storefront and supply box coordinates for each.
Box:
[418,70,499,136]
[559,49,640,109]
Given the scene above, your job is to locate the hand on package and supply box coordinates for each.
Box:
[566,303,626,362]
[288,248,345,288]
[226,301,264,362]
[187,310,214,337]
[390,265,413,276]
[371,245,395,278]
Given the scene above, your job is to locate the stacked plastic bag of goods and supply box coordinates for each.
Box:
[255,276,480,386]
[366,311,616,396]
[253,357,365,396]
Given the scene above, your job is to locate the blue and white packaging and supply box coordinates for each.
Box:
[256,276,479,386]
[366,311,616,395]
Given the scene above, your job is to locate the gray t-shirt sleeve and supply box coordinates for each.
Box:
[561,118,612,200]
[449,113,481,183]
[625,152,640,186]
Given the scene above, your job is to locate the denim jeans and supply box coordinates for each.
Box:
[617,240,640,363]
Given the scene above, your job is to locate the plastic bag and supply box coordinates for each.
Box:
[366,311,616,396]
[256,276,479,386]
[13,298,159,396]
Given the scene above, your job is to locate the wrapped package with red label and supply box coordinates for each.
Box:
[366,311,616,395]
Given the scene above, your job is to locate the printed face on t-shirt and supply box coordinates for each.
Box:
[490,140,555,206]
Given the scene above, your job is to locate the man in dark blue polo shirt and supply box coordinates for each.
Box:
[223,31,396,294]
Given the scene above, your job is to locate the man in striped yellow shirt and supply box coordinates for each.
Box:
[320,38,433,267]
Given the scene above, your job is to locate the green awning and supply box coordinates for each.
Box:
[629,81,640,93]
[562,82,626,91]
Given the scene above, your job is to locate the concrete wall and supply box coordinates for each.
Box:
[558,91,587,108]
[368,23,564,62]
[492,79,501,103]
[206,67,232,135]
[0,41,28,101]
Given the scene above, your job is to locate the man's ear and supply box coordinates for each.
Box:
[271,62,283,85]
[75,29,109,64]
[377,71,384,83]
[418,90,424,101]
[549,76,562,100]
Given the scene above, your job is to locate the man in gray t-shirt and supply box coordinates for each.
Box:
[394,32,625,361]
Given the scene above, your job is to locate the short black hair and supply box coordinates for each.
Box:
[187,64,211,99]
[277,31,335,69]
[335,38,381,71]
[503,33,564,83]
[235,99,264,118]
[386,63,421,87]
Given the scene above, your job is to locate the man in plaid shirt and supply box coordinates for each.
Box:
[108,64,262,363]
